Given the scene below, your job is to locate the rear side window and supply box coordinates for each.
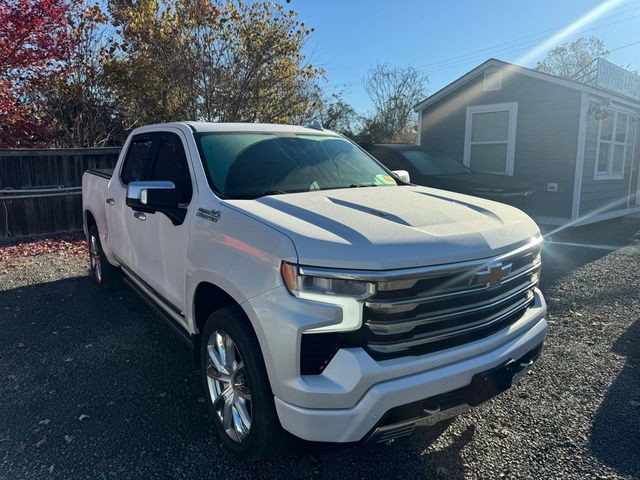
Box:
[120,136,153,184]
[151,133,193,204]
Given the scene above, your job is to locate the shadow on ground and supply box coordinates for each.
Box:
[589,319,640,479]
[0,275,469,479]
[2,218,639,479]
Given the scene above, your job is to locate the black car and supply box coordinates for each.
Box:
[362,144,536,213]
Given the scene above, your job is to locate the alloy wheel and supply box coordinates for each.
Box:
[89,235,102,284]
[206,330,252,442]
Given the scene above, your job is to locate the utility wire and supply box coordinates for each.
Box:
[326,0,640,88]
[413,0,640,71]
[570,39,640,81]
[416,13,640,73]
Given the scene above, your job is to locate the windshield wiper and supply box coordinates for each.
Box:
[348,183,377,188]
[261,190,289,196]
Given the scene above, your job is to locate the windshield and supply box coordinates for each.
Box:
[197,133,397,199]
[402,149,470,176]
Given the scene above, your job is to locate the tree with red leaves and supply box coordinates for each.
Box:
[0,0,73,147]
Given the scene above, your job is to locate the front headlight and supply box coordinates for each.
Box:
[280,262,375,332]
[281,262,374,298]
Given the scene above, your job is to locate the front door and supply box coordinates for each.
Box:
[124,130,196,321]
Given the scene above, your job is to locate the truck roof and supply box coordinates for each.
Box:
[155,121,340,136]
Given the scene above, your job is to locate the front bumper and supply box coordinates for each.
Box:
[246,286,547,443]
[364,341,542,443]
[273,316,546,442]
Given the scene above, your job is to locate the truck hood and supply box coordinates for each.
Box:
[223,185,540,270]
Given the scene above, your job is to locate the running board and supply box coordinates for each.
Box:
[123,276,195,349]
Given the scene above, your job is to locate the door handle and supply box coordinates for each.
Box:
[133,211,146,221]
[106,198,115,206]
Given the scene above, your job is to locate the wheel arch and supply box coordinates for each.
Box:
[190,281,267,373]
[84,209,97,236]
[192,281,240,335]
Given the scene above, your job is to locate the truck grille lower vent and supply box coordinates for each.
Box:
[300,333,340,375]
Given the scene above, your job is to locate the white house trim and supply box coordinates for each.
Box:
[571,92,588,220]
[463,102,518,176]
[414,59,640,113]
[593,109,632,181]
[636,135,640,205]
[629,115,640,206]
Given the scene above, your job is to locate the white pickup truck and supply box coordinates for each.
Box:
[82,122,547,459]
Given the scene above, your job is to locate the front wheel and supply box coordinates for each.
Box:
[200,306,287,460]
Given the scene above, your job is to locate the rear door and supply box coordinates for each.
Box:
[105,133,155,270]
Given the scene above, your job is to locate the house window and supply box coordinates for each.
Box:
[464,102,518,175]
[595,109,631,180]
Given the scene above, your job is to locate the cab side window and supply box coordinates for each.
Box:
[120,136,154,184]
[150,133,193,204]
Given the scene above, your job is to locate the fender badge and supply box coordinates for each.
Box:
[196,208,221,223]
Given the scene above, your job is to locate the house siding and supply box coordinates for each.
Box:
[420,71,582,219]
[579,101,638,216]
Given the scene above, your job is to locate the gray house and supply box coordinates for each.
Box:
[414,58,640,225]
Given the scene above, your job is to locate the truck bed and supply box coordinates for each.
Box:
[86,168,114,180]
[82,168,114,245]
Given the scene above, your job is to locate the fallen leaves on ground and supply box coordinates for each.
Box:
[78,414,90,421]
[0,234,87,263]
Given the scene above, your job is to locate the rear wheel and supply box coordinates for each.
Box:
[88,225,121,289]
[200,306,287,460]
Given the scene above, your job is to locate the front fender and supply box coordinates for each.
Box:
[185,201,298,334]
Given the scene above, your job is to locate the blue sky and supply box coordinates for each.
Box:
[289,0,640,113]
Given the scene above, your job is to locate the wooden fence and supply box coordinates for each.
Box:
[0,148,121,239]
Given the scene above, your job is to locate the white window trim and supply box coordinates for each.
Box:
[594,109,631,181]
[463,102,518,176]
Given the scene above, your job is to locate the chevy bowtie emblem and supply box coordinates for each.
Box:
[470,262,512,288]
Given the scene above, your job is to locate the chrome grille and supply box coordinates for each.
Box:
[362,240,541,359]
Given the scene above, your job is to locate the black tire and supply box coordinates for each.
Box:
[87,225,121,290]
[200,305,288,460]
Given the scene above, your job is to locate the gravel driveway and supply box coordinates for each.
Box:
[1,219,639,479]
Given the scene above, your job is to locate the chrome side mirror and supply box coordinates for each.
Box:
[126,181,177,209]
[392,170,411,184]
[126,181,186,225]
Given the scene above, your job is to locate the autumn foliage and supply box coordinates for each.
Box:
[0,0,323,148]
[106,0,323,127]
[0,0,73,147]
[0,233,87,263]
